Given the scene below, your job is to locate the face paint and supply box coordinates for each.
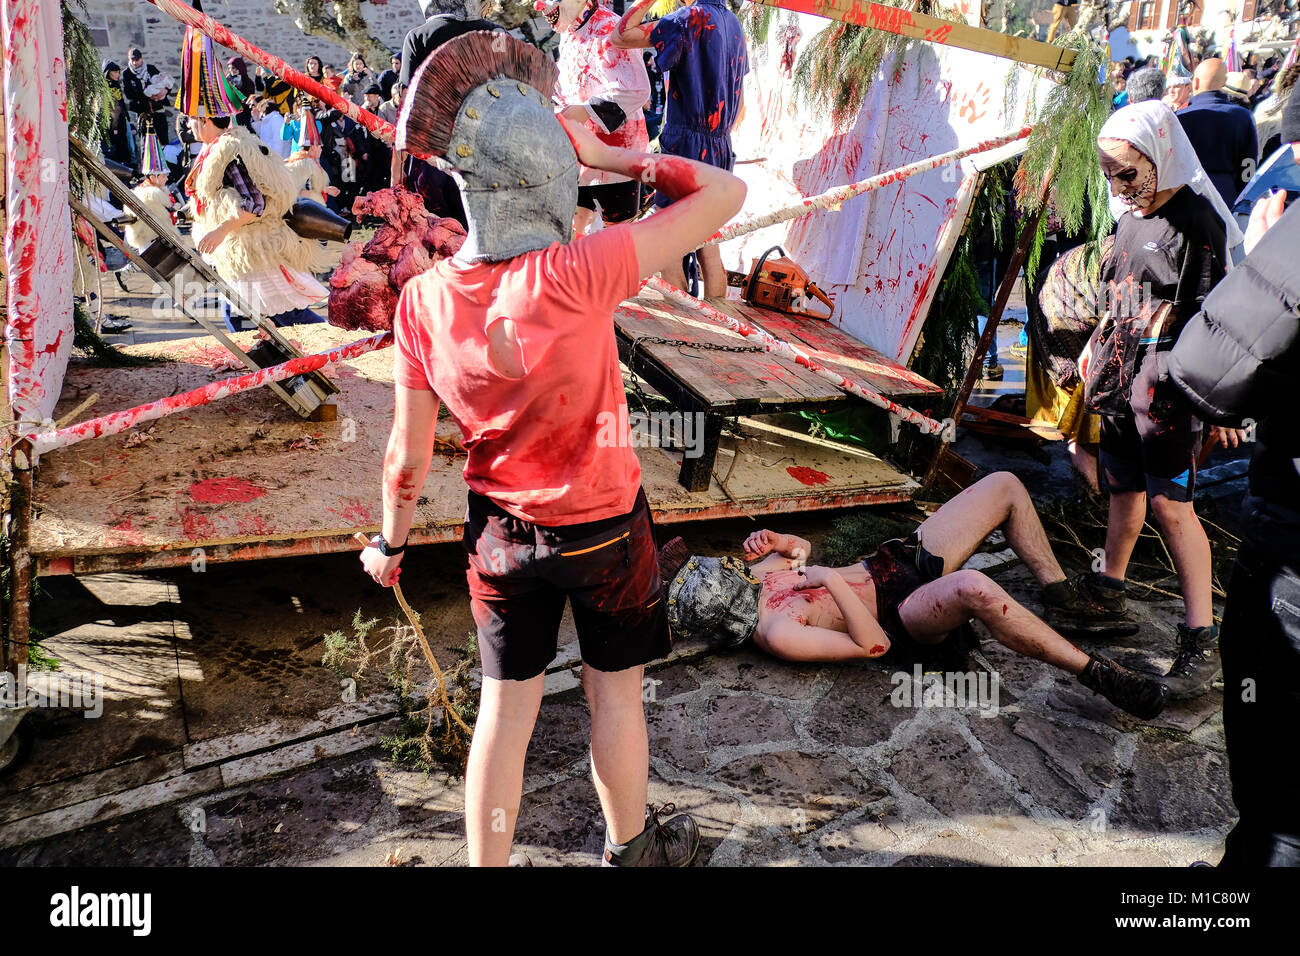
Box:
[1098,137,1158,212]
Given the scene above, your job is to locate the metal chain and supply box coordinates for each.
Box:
[624,333,765,416]
[628,334,767,358]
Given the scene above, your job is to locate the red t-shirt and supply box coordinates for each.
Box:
[393,226,643,526]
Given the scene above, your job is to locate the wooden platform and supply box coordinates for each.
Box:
[615,289,942,489]
[31,322,922,576]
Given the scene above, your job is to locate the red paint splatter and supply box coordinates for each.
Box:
[180,507,218,539]
[235,514,277,536]
[189,477,267,504]
[629,155,700,200]
[787,466,831,486]
[329,500,374,525]
[706,99,725,132]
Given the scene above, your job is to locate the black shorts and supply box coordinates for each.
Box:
[463,488,671,681]
[576,180,641,223]
[864,534,949,658]
[1099,349,1201,502]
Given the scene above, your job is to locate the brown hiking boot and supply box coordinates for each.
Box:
[1043,572,1139,638]
[1164,623,1221,699]
[1078,653,1169,720]
[603,803,700,867]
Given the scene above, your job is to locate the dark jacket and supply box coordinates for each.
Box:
[1168,201,1300,560]
[121,61,160,115]
[399,15,503,89]
[1177,90,1259,209]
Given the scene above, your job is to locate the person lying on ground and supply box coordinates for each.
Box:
[659,472,1169,719]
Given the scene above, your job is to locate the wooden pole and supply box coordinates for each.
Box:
[749,0,1077,72]
[948,176,1052,424]
[4,441,33,671]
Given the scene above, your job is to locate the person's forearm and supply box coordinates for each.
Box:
[597,146,731,202]
[380,426,434,547]
[612,0,655,47]
[824,573,888,655]
[778,533,811,559]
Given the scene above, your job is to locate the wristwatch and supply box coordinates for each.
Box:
[371,533,407,557]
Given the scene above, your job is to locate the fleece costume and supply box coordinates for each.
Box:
[124,181,175,252]
[185,125,332,319]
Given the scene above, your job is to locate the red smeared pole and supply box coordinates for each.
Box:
[641,276,946,435]
[145,0,397,145]
[29,332,393,456]
[704,125,1033,245]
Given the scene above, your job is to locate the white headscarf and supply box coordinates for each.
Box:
[1098,99,1245,252]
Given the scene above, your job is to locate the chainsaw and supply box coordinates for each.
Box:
[726,245,833,320]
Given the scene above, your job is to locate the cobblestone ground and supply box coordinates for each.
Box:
[4,559,1232,868]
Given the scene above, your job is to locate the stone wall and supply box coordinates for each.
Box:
[75,0,434,77]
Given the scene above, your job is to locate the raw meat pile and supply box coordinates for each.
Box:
[328,187,466,332]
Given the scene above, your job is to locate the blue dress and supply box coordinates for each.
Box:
[650,0,749,206]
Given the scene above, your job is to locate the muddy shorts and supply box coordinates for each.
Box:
[864,534,950,658]
[577,180,641,224]
[1099,349,1201,502]
[463,488,671,681]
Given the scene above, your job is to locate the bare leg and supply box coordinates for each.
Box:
[465,673,546,866]
[913,471,1065,585]
[1102,489,1147,580]
[698,243,727,299]
[1150,495,1214,629]
[659,256,688,293]
[583,662,650,844]
[1069,440,1099,493]
[899,569,1090,674]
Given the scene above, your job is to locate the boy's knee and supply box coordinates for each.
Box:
[1150,493,1194,525]
[950,568,1002,612]
[978,470,1026,506]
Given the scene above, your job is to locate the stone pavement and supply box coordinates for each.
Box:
[2,555,1232,868]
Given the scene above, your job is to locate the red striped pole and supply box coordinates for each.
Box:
[705,125,1032,245]
[30,332,393,455]
[642,276,946,435]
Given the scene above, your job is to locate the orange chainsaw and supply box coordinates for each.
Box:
[726,245,834,320]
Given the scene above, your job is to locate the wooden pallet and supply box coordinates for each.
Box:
[615,290,941,490]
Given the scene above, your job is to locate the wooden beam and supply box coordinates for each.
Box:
[750,0,1077,72]
[69,138,337,410]
[70,196,311,417]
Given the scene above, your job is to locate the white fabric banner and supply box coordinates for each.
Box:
[3,0,74,428]
[724,14,1054,363]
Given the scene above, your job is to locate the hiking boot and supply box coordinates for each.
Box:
[602,803,700,867]
[1078,653,1169,719]
[1044,572,1138,638]
[1164,623,1221,700]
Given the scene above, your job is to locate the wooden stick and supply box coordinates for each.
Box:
[749,0,1076,72]
[353,533,473,737]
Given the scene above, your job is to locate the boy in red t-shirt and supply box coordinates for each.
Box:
[361,32,745,867]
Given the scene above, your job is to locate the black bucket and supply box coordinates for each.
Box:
[138,237,189,279]
[284,199,353,243]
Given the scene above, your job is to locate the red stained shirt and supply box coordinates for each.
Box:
[393,226,643,526]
